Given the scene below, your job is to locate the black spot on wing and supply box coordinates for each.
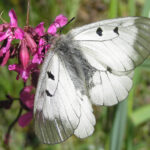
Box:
[96,27,103,36]
[47,71,55,80]
[113,27,119,35]
[107,66,112,73]
[45,90,52,97]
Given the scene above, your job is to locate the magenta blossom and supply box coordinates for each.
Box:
[18,86,34,127]
[0,8,68,144]
[48,14,68,35]
[0,9,24,63]
[18,112,33,128]
[1,11,68,82]
[8,63,38,82]
[32,22,51,64]
[32,38,50,64]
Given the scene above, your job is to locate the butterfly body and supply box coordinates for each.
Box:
[34,17,150,144]
[53,34,95,90]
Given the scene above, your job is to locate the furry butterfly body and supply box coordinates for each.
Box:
[34,17,150,144]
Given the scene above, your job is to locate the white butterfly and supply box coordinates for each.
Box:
[34,17,150,144]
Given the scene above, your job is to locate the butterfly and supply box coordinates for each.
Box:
[34,17,150,144]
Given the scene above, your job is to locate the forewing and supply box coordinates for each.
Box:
[68,17,150,106]
[70,17,150,72]
[34,50,81,144]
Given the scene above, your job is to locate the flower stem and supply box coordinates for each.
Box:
[5,107,23,145]
[26,0,31,26]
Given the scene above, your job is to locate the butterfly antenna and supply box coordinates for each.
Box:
[66,17,76,26]
[58,17,75,34]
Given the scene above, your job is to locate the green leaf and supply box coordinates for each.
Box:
[108,0,118,18]
[130,104,150,126]
[128,0,136,16]
[142,0,150,17]
[109,100,127,150]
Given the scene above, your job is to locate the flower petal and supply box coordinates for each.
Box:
[9,9,18,27]
[0,23,9,32]
[22,86,33,93]
[55,14,68,27]
[20,70,29,82]
[8,64,17,71]
[35,22,45,36]
[18,111,33,128]
[20,86,34,109]
[24,32,37,54]
[0,32,9,42]
[8,64,22,73]
[20,40,30,69]
[47,23,57,35]
[1,50,10,66]
[14,27,24,40]
[38,38,46,54]
[1,38,12,54]
[32,53,43,64]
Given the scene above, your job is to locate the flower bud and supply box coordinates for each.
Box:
[20,40,30,69]
[24,32,37,54]
[9,9,18,28]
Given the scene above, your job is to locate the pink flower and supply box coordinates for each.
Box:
[35,22,45,37]
[19,39,30,69]
[48,14,68,35]
[8,9,18,27]
[31,14,68,64]
[0,11,69,142]
[18,86,34,127]
[0,50,10,66]
[24,32,37,54]
[8,63,38,82]
[18,111,33,127]
[0,23,9,32]
[0,9,24,66]
[32,22,50,64]
[32,38,50,64]
[20,86,34,109]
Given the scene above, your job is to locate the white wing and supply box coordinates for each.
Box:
[68,17,150,106]
[88,70,133,106]
[34,50,95,144]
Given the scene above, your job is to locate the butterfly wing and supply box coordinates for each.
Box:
[67,17,150,106]
[34,49,95,144]
[34,50,82,144]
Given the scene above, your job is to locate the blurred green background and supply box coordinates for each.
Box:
[0,0,150,150]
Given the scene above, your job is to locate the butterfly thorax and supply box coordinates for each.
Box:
[52,34,96,94]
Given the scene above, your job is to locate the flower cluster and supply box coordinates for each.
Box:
[0,9,68,143]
